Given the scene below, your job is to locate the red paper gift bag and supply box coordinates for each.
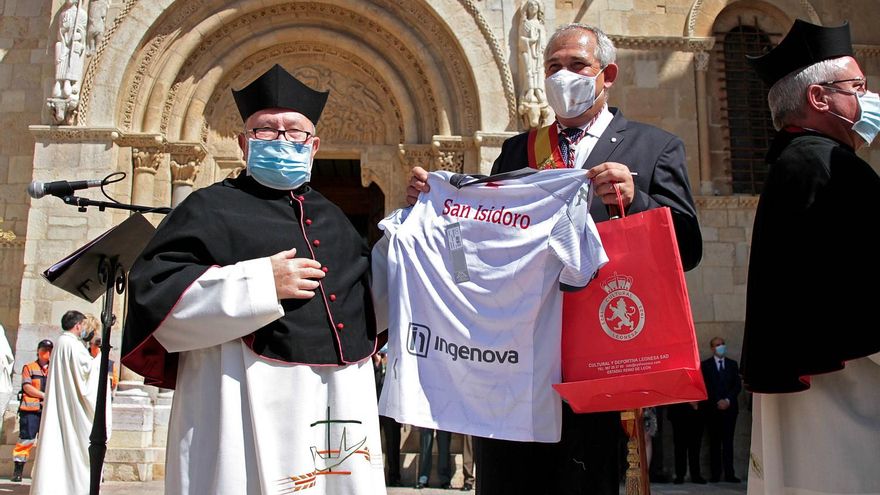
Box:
[553,205,707,413]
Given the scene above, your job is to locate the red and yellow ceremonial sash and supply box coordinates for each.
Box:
[527,124,566,170]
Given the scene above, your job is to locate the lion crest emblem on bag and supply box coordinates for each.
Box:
[598,273,645,341]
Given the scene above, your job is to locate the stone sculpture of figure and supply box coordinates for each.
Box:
[518,0,546,103]
[87,0,109,54]
[517,0,550,128]
[53,0,88,100]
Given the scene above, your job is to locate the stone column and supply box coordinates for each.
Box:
[474,132,517,176]
[690,40,715,195]
[168,143,206,207]
[115,135,166,394]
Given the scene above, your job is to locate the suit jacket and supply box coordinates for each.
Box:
[491,108,702,271]
[701,356,741,412]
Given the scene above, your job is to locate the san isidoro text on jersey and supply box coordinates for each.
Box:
[407,323,519,364]
[442,199,532,230]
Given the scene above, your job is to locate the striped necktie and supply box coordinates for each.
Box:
[559,127,584,168]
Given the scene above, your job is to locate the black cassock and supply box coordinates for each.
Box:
[122,174,376,389]
[742,130,880,393]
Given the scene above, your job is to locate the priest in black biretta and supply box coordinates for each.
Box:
[232,63,329,124]
[740,19,880,395]
[121,64,386,493]
[747,19,852,88]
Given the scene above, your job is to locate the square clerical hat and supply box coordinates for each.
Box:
[747,19,853,88]
[232,64,330,124]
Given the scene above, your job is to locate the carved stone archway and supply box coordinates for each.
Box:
[686,0,820,38]
[75,0,515,213]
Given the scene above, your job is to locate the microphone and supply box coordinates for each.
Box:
[27,179,104,199]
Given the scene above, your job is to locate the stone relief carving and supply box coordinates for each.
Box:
[434,150,465,173]
[49,0,89,124]
[293,66,388,145]
[87,0,109,54]
[203,46,403,164]
[517,0,551,129]
[398,145,435,173]
[432,138,471,174]
[78,0,136,124]
[0,218,16,243]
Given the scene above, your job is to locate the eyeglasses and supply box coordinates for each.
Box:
[248,127,312,143]
[820,77,868,96]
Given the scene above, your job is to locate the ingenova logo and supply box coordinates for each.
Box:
[406,322,519,365]
[407,323,431,357]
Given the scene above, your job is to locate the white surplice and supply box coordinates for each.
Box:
[30,331,110,495]
[154,257,386,495]
[0,324,14,410]
[748,353,880,495]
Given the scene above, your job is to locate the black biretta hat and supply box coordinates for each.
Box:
[747,19,853,88]
[232,64,330,124]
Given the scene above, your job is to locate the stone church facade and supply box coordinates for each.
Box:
[1,0,878,482]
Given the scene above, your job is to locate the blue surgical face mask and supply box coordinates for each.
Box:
[853,91,880,145]
[246,139,313,190]
[826,89,880,146]
[714,344,727,357]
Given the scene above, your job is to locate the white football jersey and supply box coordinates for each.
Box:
[372,169,608,442]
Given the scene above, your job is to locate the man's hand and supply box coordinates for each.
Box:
[270,248,325,300]
[716,398,731,411]
[586,162,635,210]
[406,166,430,206]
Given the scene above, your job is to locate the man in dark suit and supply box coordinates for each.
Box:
[700,337,741,483]
[667,401,706,484]
[406,23,701,495]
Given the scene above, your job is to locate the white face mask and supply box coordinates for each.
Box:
[545,68,605,119]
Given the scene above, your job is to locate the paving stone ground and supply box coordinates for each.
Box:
[0,478,748,494]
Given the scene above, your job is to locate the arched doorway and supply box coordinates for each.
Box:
[311,159,385,247]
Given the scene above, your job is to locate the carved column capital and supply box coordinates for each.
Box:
[432,136,473,174]
[169,156,202,187]
[694,50,711,72]
[398,144,435,172]
[168,143,207,187]
[132,147,164,175]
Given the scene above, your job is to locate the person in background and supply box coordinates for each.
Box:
[667,400,705,485]
[460,434,475,491]
[416,428,452,489]
[374,348,402,487]
[89,335,119,393]
[743,19,880,495]
[30,310,110,494]
[0,324,14,413]
[9,339,52,483]
[700,337,740,483]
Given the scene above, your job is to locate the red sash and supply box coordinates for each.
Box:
[527,124,567,170]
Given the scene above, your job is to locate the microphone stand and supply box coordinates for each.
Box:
[61,194,172,215]
[55,195,169,495]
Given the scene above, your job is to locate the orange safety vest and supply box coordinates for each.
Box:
[19,361,48,412]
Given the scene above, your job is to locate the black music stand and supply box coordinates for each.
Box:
[43,213,156,495]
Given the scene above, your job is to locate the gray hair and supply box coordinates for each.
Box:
[767,56,851,130]
[544,23,617,67]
